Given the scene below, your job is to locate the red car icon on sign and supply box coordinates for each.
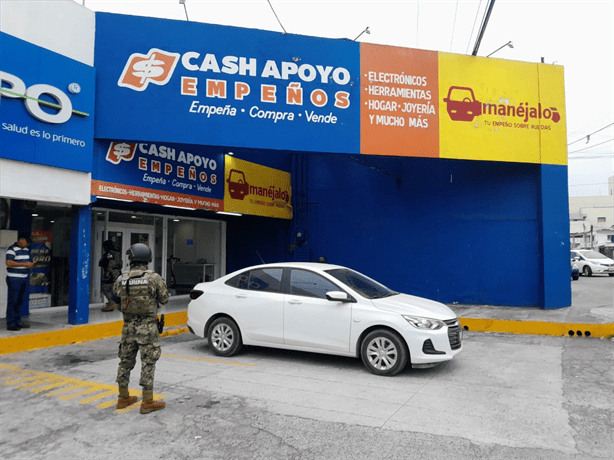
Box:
[443,86,482,122]
[227,169,249,200]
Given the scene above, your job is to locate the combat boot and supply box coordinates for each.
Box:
[116,386,138,409]
[140,389,165,414]
[102,300,119,312]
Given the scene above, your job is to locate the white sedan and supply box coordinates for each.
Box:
[187,262,463,376]
[571,250,614,277]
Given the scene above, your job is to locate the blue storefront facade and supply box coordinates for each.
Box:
[1,22,96,323]
[1,5,571,325]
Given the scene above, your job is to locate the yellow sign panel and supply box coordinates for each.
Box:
[537,64,567,165]
[438,53,567,165]
[224,156,292,219]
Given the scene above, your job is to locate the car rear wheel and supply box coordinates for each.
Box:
[360,329,408,376]
[208,317,243,357]
[583,266,592,277]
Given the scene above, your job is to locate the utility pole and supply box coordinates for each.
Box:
[471,0,496,56]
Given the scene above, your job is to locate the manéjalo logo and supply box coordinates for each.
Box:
[443,86,560,124]
[226,169,290,203]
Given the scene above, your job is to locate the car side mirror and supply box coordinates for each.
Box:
[326,291,354,303]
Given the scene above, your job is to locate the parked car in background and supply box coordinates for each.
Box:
[570,250,614,277]
[571,260,579,281]
[187,262,463,376]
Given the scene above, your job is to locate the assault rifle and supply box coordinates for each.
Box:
[157,314,165,334]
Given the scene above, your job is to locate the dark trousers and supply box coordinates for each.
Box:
[6,276,28,327]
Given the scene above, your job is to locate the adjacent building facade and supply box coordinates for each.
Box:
[569,175,614,250]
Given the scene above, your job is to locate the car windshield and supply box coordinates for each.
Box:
[580,250,607,259]
[325,268,398,299]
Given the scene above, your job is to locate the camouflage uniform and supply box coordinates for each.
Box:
[100,249,122,308]
[113,264,169,390]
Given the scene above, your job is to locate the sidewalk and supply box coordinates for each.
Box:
[450,276,613,338]
[1,282,613,354]
[0,295,191,354]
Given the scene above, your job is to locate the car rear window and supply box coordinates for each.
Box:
[226,268,283,293]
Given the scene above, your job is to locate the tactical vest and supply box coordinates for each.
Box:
[119,269,158,317]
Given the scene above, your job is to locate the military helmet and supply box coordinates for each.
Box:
[102,239,115,251]
[126,243,152,264]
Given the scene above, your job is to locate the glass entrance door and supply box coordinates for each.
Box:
[93,224,154,303]
[108,227,154,271]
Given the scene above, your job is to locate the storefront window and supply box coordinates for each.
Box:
[30,203,73,308]
[166,218,223,294]
[92,208,224,300]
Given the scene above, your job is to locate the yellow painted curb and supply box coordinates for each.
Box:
[1,312,611,355]
[459,317,614,338]
[0,311,188,355]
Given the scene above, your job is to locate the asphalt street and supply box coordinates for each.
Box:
[1,327,612,460]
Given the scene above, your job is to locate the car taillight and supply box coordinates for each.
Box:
[190,290,204,300]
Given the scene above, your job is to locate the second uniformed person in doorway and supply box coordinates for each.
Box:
[113,243,169,414]
[99,239,122,311]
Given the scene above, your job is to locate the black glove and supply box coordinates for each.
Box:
[157,314,165,334]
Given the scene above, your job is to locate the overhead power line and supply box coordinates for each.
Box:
[466,0,484,54]
[568,156,613,160]
[567,122,614,147]
[178,0,189,21]
[267,0,287,34]
[449,0,459,52]
[568,138,613,154]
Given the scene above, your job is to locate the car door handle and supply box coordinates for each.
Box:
[288,299,302,305]
[235,293,247,299]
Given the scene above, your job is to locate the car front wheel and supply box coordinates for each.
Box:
[583,266,592,277]
[208,317,243,357]
[360,329,408,376]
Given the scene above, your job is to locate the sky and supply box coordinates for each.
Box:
[82,0,613,196]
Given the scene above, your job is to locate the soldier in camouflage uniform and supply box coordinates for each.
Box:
[113,243,169,413]
[99,239,122,311]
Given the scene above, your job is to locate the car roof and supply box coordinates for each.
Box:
[218,262,347,281]
[242,262,345,270]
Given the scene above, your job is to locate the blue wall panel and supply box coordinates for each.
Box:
[306,154,543,306]
[540,164,572,308]
[225,215,292,274]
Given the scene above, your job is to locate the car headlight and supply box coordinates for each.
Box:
[403,315,445,330]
